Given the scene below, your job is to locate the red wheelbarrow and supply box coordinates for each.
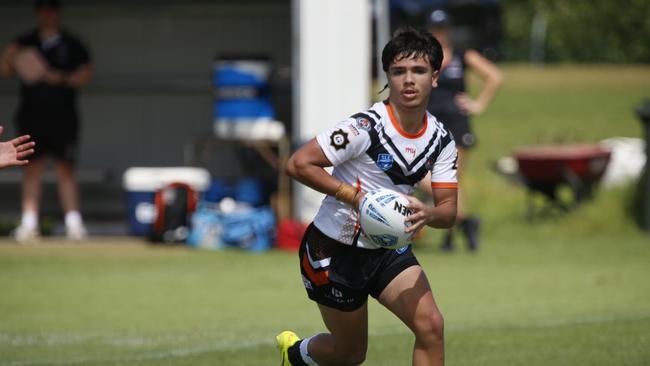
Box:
[497,144,612,220]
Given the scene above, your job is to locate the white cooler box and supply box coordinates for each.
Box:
[122,167,211,236]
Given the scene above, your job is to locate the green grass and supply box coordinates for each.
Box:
[0,233,649,366]
[1,65,650,365]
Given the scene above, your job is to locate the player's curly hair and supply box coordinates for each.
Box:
[381,26,443,73]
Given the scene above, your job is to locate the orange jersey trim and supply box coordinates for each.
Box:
[431,182,458,189]
[386,103,428,139]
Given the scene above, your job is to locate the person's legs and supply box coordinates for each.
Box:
[16,157,46,241]
[279,303,368,366]
[21,157,45,214]
[460,215,480,251]
[455,147,467,220]
[279,224,369,365]
[378,265,444,366]
[453,148,480,250]
[53,160,80,213]
[308,303,369,366]
[53,160,86,240]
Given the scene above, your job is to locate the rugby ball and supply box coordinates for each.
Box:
[359,188,413,249]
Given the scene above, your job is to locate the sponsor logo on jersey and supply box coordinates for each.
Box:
[404,144,417,158]
[355,117,371,131]
[329,129,350,150]
[377,153,393,171]
[347,124,360,136]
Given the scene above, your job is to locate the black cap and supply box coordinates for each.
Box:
[427,9,450,28]
[35,0,61,9]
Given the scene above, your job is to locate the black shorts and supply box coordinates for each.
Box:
[432,109,476,149]
[299,223,419,312]
[15,102,79,163]
[429,101,476,149]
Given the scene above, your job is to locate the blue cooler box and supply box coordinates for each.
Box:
[213,58,274,122]
[213,58,277,140]
[122,167,211,236]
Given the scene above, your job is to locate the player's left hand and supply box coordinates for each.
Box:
[455,93,484,115]
[403,195,431,236]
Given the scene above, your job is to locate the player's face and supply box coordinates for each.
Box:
[387,54,438,110]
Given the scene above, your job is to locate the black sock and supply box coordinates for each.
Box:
[441,229,454,250]
[287,340,309,366]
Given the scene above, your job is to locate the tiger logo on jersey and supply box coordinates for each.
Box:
[329,129,350,150]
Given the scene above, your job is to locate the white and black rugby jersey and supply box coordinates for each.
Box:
[313,100,458,249]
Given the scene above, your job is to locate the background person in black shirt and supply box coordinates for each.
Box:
[0,0,93,242]
[425,9,502,251]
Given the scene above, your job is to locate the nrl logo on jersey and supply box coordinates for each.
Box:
[355,117,371,131]
[377,153,393,171]
[329,129,350,150]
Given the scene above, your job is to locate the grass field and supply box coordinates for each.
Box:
[1,65,650,365]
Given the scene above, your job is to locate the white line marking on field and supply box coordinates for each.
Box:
[2,313,649,366]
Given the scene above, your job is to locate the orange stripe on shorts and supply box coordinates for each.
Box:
[302,254,330,286]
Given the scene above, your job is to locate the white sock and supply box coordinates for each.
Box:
[300,335,317,365]
[21,211,38,230]
[65,210,83,228]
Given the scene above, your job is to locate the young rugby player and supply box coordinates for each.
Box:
[279,27,458,366]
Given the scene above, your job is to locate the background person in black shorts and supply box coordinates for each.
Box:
[0,0,93,242]
[425,9,502,251]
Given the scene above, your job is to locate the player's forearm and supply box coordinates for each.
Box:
[285,155,341,198]
[424,201,457,228]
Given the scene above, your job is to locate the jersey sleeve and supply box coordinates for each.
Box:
[315,118,371,166]
[430,139,458,189]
